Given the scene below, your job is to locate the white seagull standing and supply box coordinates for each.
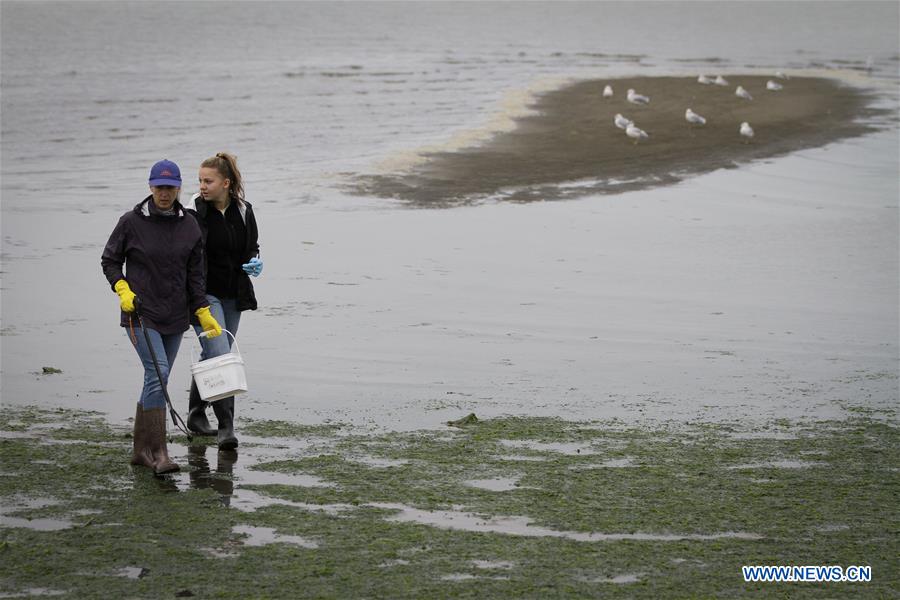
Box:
[766,80,783,91]
[614,113,633,130]
[603,85,614,98]
[714,75,729,86]
[775,70,789,80]
[735,85,753,100]
[698,74,714,85]
[740,121,754,143]
[625,123,649,144]
[626,88,650,104]
[685,108,707,126]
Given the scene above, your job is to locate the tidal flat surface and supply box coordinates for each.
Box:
[353,75,883,206]
[1,406,896,598]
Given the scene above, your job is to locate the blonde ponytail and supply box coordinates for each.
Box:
[200,152,244,204]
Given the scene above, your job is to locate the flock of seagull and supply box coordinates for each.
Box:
[603,71,792,145]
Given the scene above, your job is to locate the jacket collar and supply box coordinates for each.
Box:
[189,192,248,224]
[137,196,185,218]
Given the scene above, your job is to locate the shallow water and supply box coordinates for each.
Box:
[0,589,66,598]
[0,516,72,532]
[231,524,318,549]
[374,502,763,542]
[499,440,598,455]
[166,440,335,506]
[1,2,898,431]
[2,2,897,210]
[727,459,825,470]
[464,477,523,492]
[587,573,644,584]
[112,567,148,580]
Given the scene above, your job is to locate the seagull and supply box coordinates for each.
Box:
[735,85,753,100]
[685,108,706,126]
[775,70,789,80]
[698,74,714,85]
[614,113,633,130]
[766,80,783,91]
[626,88,650,104]
[625,123,649,144]
[740,121,754,143]
[865,56,874,74]
[714,75,729,86]
[603,85,614,98]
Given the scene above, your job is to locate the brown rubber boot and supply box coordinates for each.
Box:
[130,403,155,469]
[144,408,179,474]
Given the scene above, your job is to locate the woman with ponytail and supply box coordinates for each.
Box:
[185,152,262,450]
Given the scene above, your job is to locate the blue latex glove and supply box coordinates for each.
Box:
[242,257,263,277]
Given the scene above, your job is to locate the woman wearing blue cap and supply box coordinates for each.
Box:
[184,152,262,450]
[101,159,223,474]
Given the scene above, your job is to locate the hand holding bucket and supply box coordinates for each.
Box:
[191,329,247,403]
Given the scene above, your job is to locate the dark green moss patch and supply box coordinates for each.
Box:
[241,419,345,438]
[1,406,897,598]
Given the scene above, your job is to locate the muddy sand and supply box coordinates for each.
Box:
[353,75,880,206]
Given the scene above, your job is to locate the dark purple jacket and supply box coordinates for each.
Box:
[101,196,209,334]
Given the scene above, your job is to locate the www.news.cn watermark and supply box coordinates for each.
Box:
[742,565,872,583]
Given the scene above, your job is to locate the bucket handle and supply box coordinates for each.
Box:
[191,329,240,365]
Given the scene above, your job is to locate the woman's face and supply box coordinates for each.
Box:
[150,185,179,211]
[198,167,230,203]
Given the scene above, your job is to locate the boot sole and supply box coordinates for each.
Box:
[187,428,217,436]
[154,462,180,475]
[218,440,238,451]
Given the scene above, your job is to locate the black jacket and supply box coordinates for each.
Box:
[185,194,259,311]
[101,197,208,334]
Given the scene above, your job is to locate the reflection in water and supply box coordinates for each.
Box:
[128,439,328,509]
[131,465,179,493]
[152,472,179,493]
[187,444,237,506]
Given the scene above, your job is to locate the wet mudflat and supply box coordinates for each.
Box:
[1,406,897,598]
[353,75,883,206]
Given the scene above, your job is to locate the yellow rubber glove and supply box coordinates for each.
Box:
[114,279,136,313]
[194,306,222,338]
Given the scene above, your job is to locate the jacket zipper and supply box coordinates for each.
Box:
[224,209,236,294]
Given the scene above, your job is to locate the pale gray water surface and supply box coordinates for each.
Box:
[1,2,898,430]
[231,525,319,549]
[2,1,897,208]
[373,502,763,542]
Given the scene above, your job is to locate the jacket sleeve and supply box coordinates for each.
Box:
[101,215,128,289]
[186,235,209,313]
[247,206,260,259]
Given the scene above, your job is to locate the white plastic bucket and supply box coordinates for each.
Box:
[190,330,247,402]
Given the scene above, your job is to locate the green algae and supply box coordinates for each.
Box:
[1,406,897,598]
[446,413,479,427]
[241,419,345,438]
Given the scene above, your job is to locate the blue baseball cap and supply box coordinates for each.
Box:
[148,159,182,187]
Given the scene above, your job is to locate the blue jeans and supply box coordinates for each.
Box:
[193,295,241,362]
[128,326,182,410]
